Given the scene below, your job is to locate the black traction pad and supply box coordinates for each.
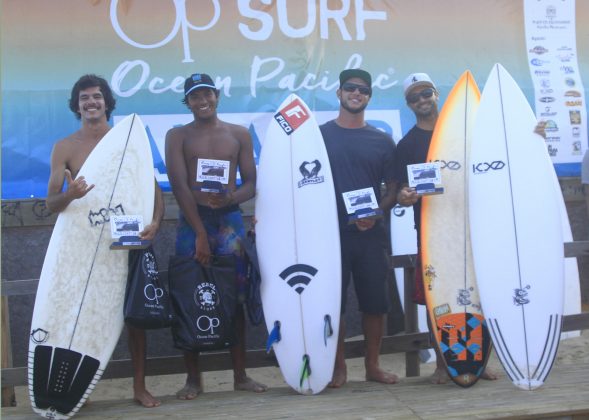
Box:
[33,346,100,415]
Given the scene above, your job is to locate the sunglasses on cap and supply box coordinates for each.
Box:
[342,82,371,95]
[406,87,436,104]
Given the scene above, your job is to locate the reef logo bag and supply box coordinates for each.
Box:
[168,255,237,351]
[124,246,176,329]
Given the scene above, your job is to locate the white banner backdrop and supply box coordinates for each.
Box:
[524,0,587,163]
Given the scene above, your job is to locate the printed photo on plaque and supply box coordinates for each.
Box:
[407,162,444,195]
[408,162,441,187]
[110,215,144,239]
[342,187,378,215]
[196,159,230,184]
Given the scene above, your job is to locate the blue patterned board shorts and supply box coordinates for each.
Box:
[175,204,248,303]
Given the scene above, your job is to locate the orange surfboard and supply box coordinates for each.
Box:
[421,71,492,387]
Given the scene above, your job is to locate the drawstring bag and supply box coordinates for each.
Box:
[168,255,237,351]
[124,246,176,329]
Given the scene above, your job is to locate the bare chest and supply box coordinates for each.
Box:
[183,131,240,165]
[66,141,98,179]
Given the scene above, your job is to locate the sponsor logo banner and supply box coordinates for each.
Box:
[524,0,587,163]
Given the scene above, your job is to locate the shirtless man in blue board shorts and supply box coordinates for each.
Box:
[46,74,165,407]
[321,68,399,388]
[165,72,267,399]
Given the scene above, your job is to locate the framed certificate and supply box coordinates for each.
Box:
[342,187,383,223]
[196,159,230,192]
[407,162,444,195]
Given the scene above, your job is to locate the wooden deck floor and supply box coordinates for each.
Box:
[4,361,589,420]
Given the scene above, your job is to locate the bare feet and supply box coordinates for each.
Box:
[134,389,161,408]
[366,367,399,384]
[430,367,449,384]
[176,382,203,400]
[234,376,268,393]
[481,368,499,380]
[328,364,347,388]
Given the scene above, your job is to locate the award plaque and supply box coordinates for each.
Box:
[109,215,150,250]
[407,162,444,195]
[195,158,230,193]
[343,187,383,224]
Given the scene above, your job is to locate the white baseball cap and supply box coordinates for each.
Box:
[403,73,436,96]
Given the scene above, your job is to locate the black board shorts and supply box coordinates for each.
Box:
[340,226,390,314]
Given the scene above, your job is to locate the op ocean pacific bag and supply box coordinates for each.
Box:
[168,255,237,351]
[124,246,176,329]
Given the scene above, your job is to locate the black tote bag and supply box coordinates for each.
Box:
[124,246,176,329]
[168,255,237,351]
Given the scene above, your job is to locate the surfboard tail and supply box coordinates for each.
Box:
[29,345,102,419]
[488,313,561,390]
[435,312,492,387]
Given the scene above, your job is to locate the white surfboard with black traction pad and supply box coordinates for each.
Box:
[28,114,154,418]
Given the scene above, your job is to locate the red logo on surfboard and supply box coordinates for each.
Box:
[274,99,309,135]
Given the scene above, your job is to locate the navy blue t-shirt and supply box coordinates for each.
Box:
[320,120,396,232]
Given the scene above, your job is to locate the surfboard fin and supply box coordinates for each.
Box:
[266,321,281,353]
[324,314,334,346]
[299,354,311,387]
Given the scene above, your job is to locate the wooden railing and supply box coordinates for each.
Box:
[2,241,588,407]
